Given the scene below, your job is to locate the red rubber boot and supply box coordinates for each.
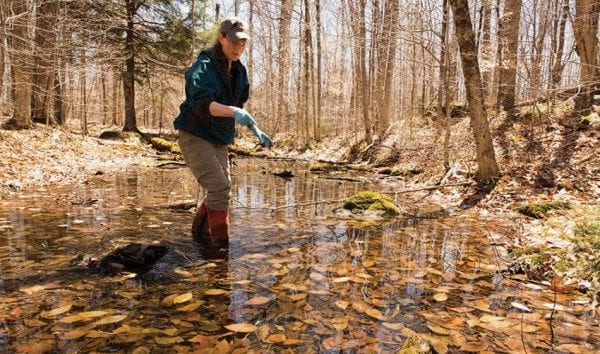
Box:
[191,203,211,243]
[206,207,229,257]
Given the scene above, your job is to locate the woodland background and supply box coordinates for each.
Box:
[0,0,598,181]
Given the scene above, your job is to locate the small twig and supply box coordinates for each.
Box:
[520,310,528,354]
[549,290,557,349]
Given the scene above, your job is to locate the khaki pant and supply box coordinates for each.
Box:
[178,130,231,210]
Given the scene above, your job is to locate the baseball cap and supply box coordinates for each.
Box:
[220,17,250,43]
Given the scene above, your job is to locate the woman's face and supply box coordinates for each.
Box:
[219,34,247,62]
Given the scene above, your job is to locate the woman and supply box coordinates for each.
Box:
[173,16,273,258]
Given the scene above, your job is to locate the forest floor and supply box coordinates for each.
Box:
[0,107,599,302]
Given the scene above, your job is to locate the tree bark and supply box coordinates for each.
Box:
[276,0,292,134]
[497,0,522,116]
[123,0,138,132]
[573,0,599,113]
[7,0,33,129]
[550,0,569,89]
[449,0,500,184]
[31,0,58,124]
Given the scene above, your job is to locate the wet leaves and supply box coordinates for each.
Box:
[224,323,257,333]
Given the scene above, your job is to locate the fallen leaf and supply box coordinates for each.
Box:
[289,293,307,301]
[365,308,386,321]
[510,302,532,312]
[224,323,257,333]
[204,289,228,296]
[382,322,404,330]
[309,272,326,282]
[333,277,350,283]
[433,293,448,302]
[40,304,72,319]
[427,324,451,335]
[93,315,128,326]
[245,296,272,306]
[267,333,286,343]
[176,301,203,312]
[172,292,193,305]
[62,329,89,340]
[335,300,349,310]
[155,336,184,345]
[283,338,303,346]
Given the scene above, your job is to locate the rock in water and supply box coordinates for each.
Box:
[91,243,168,275]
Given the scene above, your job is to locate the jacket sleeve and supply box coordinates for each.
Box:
[185,57,219,128]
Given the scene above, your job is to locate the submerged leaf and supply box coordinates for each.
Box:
[224,323,257,333]
[40,304,72,319]
[245,296,272,306]
[204,288,228,296]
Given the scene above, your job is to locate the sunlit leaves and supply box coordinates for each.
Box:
[224,323,257,333]
[40,304,72,319]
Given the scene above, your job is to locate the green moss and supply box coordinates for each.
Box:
[517,201,570,219]
[149,137,180,154]
[309,162,333,172]
[379,167,423,176]
[343,191,400,216]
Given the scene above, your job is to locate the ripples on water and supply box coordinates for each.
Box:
[0,158,598,352]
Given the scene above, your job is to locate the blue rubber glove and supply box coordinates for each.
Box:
[250,125,274,148]
[233,108,257,126]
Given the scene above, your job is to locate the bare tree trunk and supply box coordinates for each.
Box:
[123,0,138,132]
[550,0,569,89]
[480,0,494,102]
[497,0,522,116]
[6,0,32,129]
[527,0,550,98]
[0,3,6,105]
[276,0,292,134]
[573,0,599,113]
[348,0,371,144]
[380,0,399,134]
[80,51,88,136]
[315,0,322,140]
[31,0,58,124]
[449,0,500,184]
[437,0,452,169]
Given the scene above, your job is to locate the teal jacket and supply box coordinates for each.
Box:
[173,47,249,145]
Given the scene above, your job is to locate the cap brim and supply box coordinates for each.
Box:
[228,31,250,42]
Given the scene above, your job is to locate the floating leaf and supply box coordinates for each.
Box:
[365,308,386,321]
[62,329,89,340]
[224,323,257,333]
[427,324,451,335]
[510,302,532,312]
[40,304,72,319]
[176,301,203,312]
[174,268,193,277]
[335,300,349,310]
[155,336,184,345]
[289,293,306,301]
[188,334,211,344]
[93,315,127,326]
[245,296,272,306]
[281,283,307,292]
[433,293,448,302]
[204,288,228,296]
[332,277,350,283]
[59,311,109,324]
[161,294,178,306]
[382,322,405,330]
[172,292,193,305]
[86,330,113,338]
[267,333,286,343]
[283,338,303,346]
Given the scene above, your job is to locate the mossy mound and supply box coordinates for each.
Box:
[149,137,180,154]
[379,166,423,177]
[517,201,570,219]
[309,162,335,172]
[342,191,400,217]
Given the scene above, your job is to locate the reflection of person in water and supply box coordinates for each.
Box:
[173,17,273,258]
